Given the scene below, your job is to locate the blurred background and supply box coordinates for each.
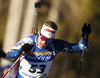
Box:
[0,0,100,78]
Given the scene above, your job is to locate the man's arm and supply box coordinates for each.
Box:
[55,23,91,53]
[6,36,34,58]
[66,37,88,53]
[54,38,88,53]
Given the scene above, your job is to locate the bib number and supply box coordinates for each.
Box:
[28,64,46,73]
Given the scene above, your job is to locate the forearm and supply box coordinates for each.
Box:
[78,37,88,51]
[6,49,19,58]
[67,37,88,53]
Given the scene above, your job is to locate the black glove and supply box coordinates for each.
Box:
[81,23,91,38]
[19,43,34,55]
[0,49,6,58]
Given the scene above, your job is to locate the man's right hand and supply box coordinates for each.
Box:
[18,43,34,55]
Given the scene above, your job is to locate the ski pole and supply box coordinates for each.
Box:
[78,34,87,78]
[35,2,41,33]
[1,51,25,78]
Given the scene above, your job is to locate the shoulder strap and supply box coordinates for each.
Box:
[51,39,56,56]
[51,44,55,56]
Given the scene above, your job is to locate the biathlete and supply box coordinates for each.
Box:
[6,20,91,78]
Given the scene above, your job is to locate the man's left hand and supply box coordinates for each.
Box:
[81,23,91,38]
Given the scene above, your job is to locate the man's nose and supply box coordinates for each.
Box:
[42,40,46,44]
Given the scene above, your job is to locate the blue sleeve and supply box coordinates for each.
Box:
[55,37,88,53]
[6,49,19,58]
[6,34,38,58]
[27,34,38,44]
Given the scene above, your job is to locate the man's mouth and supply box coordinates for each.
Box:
[40,43,46,47]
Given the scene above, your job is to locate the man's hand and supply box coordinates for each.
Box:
[18,43,34,55]
[81,23,91,38]
[0,49,6,58]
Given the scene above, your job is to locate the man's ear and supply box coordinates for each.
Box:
[32,27,37,35]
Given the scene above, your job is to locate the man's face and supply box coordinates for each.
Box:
[38,34,52,48]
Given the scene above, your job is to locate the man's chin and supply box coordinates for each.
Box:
[39,45,46,48]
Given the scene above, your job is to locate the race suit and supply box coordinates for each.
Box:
[6,34,88,78]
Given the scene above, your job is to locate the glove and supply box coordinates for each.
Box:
[81,23,91,38]
[19,43,34,55]
[0,49,6,58]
